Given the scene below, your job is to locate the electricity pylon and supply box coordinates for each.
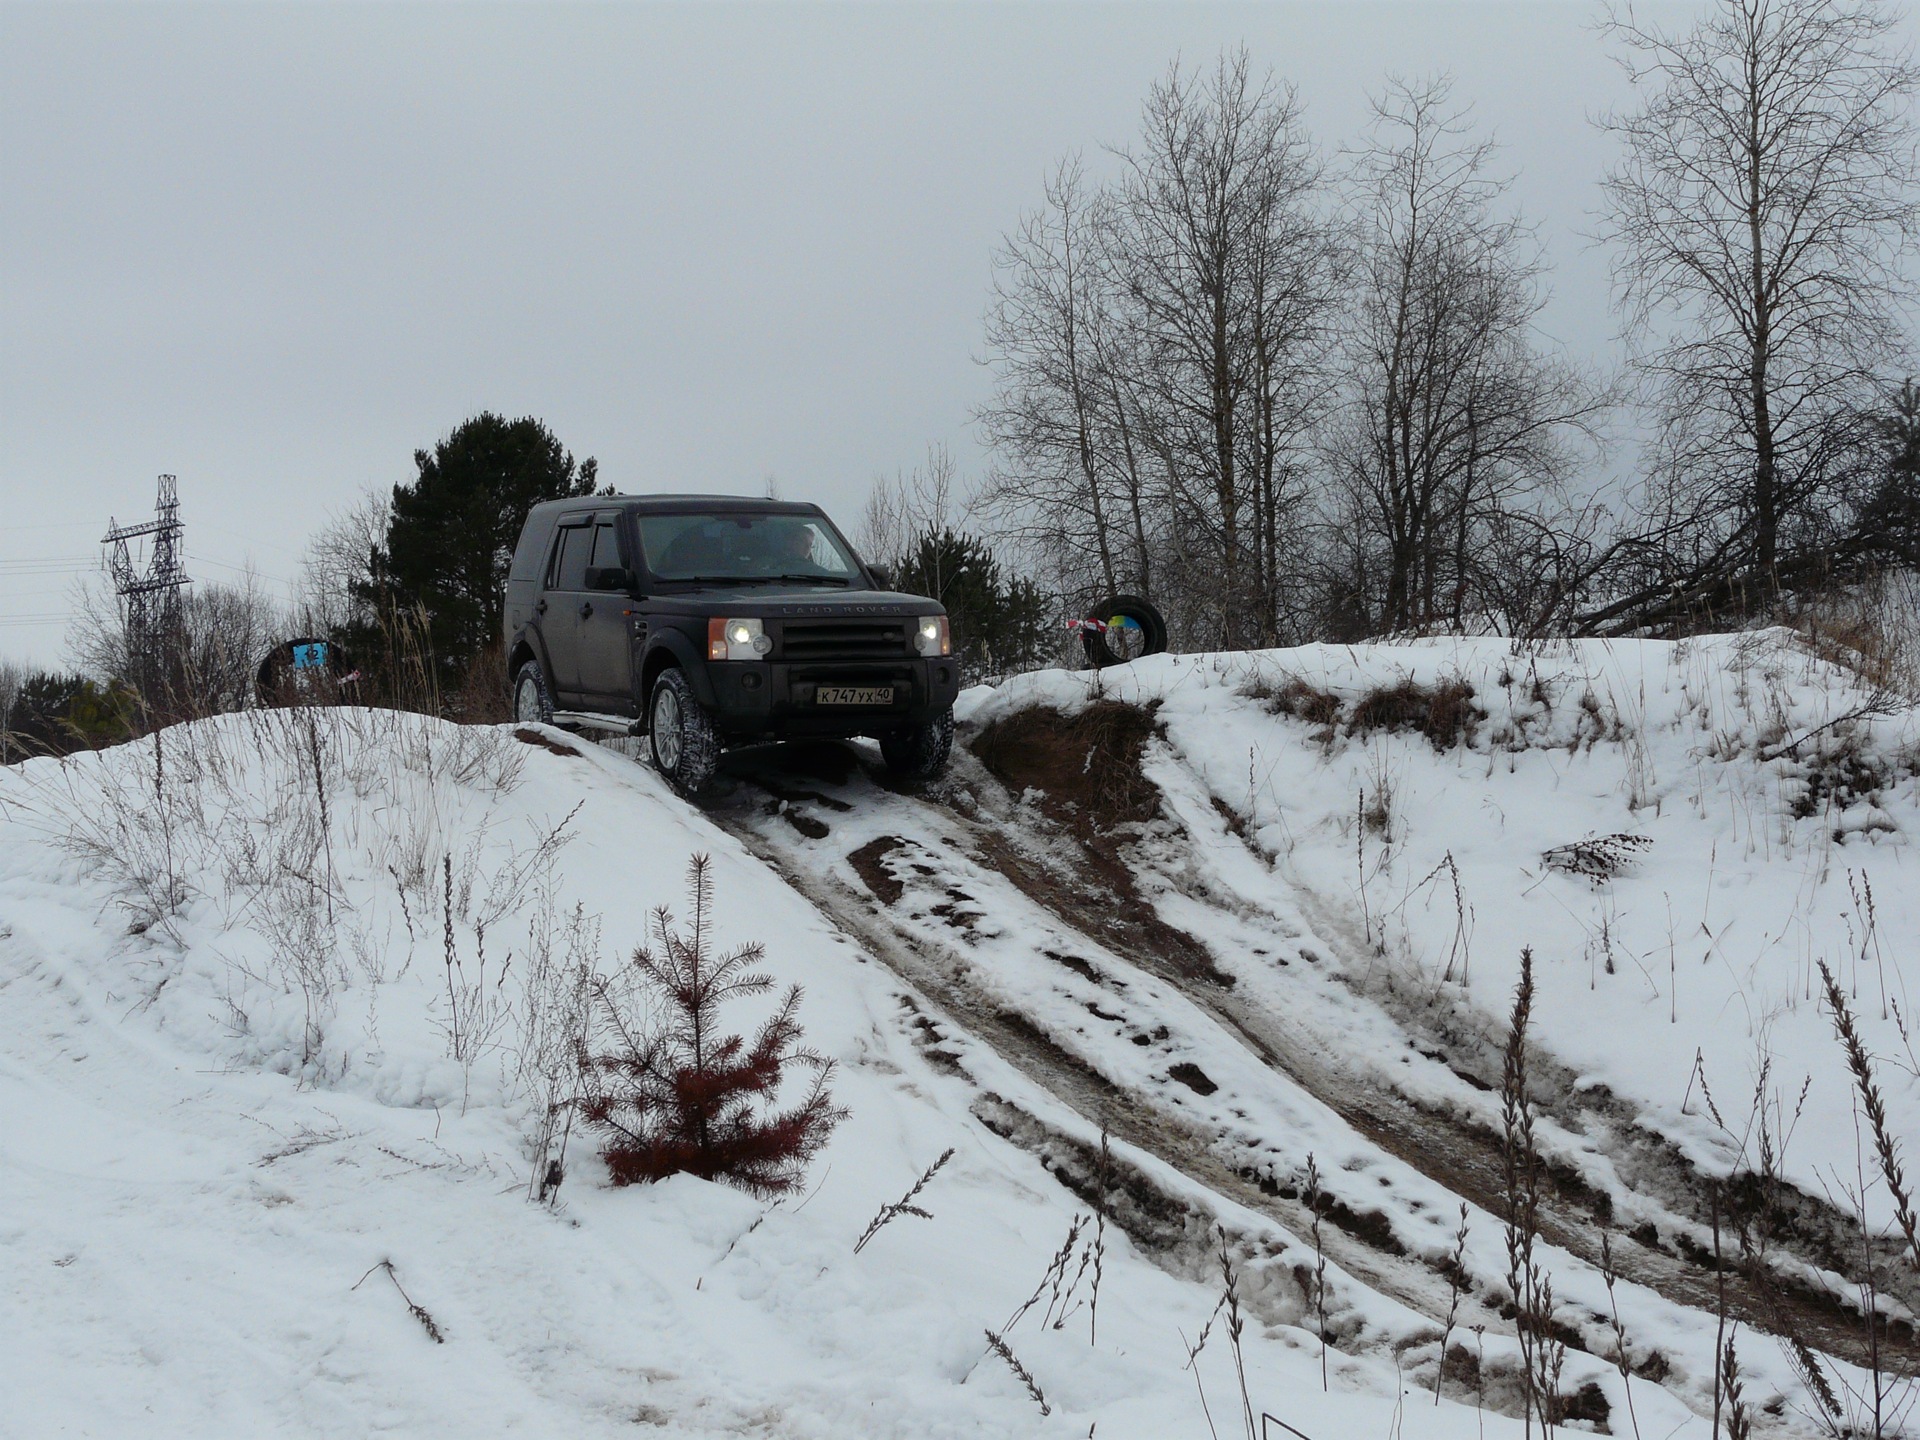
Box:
[102,475,189,704]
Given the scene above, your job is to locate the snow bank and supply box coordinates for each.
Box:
[0,706,1555,1438]
[963,631,1920,1237]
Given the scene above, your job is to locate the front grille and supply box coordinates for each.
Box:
[777,618,912,661]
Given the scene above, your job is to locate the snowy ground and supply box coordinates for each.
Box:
[962,633,1919,1216]
[1,704,1551,1439]
[2,629,1914,1437]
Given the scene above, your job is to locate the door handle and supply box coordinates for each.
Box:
[534,597,547,614]
[579,602,594,619]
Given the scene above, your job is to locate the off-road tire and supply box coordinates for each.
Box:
[880,708,955,783]
[648,667,721,799]
[513,658,556,726]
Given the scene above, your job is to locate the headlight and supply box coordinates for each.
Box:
[708,616,773,660]
[914,614,951,657]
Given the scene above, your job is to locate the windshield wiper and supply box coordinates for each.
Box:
[722,574,851,587]
[656,573,852,587]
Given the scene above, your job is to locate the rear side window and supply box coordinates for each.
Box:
[509,514,556,584]
[548,524,592,591]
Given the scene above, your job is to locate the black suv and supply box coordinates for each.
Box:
[503,495,960,796]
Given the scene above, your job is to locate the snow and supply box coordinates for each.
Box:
[961,634,1920,1209]
[0,706,1536,1438]
[3,626,1914,1436]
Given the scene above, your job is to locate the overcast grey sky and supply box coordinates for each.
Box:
[0,1,1748,665]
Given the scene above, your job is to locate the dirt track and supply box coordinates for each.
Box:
[698,720,1917,1405]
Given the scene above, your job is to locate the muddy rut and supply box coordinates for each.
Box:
[701,720,1916,1395]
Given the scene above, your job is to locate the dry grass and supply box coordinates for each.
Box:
[1243,673,1485,752]
[1782,573,1920,703]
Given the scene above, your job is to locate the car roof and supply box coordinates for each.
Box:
[530,494,826,518]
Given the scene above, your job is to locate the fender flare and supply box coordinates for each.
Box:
[640,632,719,711]
[508,625,561,691]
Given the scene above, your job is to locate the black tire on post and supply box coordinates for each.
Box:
[648,667,722,799]
[513,658,556,726]
[1080,594,1168,669]
[879,707,955,783]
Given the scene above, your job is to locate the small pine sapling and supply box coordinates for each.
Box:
[577,854,846,1197]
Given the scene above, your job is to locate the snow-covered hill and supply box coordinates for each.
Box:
[2,628,1915,1437]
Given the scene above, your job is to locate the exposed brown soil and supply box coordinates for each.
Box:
[971,701,1165,828]
[512,727,581,757]
[1166,1062,1217,1096]
[847,836,906,905]
[969,704,1234,989]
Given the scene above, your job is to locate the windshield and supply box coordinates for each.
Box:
[636,512,861,585]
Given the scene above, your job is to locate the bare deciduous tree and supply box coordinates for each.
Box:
[1327,76,1606,637]
[858,442,961,576]
[977,48,1342,650]
[977,159,1152,605]
[1112,49,1342,648]
[295,487,390,636]
[70,567,285,720]
[1593,0,1918,630]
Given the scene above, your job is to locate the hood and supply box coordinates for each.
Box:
[652,587,943,617]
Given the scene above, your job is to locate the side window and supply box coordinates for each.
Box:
[548,524,591,591]
[590,521,622,571]
[509,515,554,584]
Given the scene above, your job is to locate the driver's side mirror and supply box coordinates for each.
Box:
[869,563,894,591]
[586,566,638,593]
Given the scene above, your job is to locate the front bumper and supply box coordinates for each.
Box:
[705,656,961,738]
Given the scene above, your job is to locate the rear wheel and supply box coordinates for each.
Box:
[648,668,721,799]
[880,708,955,783]
[513,659,555,725]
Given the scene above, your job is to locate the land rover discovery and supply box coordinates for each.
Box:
[502,495,960,797]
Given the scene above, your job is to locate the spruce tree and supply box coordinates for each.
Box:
[578,855,845,1197]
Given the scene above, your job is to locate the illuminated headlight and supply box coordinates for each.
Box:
[708,616,773,660]
[914,614,952,657]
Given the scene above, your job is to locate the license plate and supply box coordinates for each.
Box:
[814,685,895,706]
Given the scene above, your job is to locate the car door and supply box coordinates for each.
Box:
[576,517,636,710]
[542,519,593,702]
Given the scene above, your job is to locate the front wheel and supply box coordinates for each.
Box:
[880,708,954,783]
[648,668,721,799]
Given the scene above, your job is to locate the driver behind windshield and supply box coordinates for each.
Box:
[766,519,823,573]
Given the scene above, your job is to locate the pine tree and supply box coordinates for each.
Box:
[578,855,845,1197]
[356,412,603,696]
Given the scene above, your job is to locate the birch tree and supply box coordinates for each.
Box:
[1594,0,1918,626]
[1330,77,1604,635]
